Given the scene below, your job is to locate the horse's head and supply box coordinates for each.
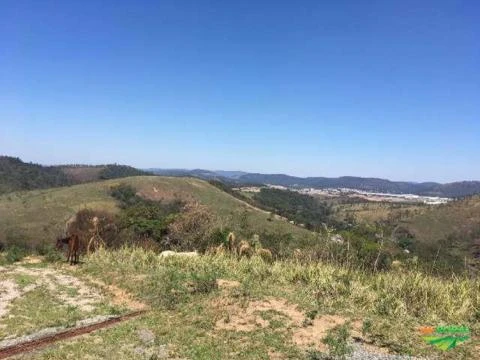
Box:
[56,236,67,250]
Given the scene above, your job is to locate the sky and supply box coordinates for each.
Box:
[1,0,479,183]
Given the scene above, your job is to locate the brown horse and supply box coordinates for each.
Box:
[56,234,80,265]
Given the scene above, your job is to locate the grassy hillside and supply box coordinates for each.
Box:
[397,196,480,272]
[403,195,480,242]
[0,176,314,251]
[325,195,480,272]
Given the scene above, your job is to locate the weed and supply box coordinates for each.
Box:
[44,245,63,263]
[5,245,26,263]
[362,318,373,336]
[306,309,318,320]
[189,272,218,294]
[322,324,353,359]
[14,274,37,288]
[305,349,330,359]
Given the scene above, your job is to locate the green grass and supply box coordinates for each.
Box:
[13,273,37,289]
[0,176,313,250]
[322,323,353,359]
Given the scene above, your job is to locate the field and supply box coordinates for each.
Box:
[0,176,313,251]
[0,249,478,359]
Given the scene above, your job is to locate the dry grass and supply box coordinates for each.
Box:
[74,247,479,358]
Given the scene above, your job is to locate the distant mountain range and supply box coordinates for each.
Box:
[147,168,480,198]
[2,156,479,199]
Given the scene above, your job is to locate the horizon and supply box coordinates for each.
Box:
[1,1,479,183]
[3,154,480,185]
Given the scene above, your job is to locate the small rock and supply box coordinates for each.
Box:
[137,328,155,345]
[134,345,168,359]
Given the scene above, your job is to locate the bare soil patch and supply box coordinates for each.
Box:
[18,256,44,265]
[292,314,346,351]
[137,186,194,203]
[216,279,240,290]
[0,280,21,318]
[213,296,390,354]
[214,297,304,333]
[86,277,147,311]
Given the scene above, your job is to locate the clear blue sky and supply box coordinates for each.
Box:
[1,0,479,182]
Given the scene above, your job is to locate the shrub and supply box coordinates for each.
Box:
[43,245,63,263]
[5,245,27,263]
[109,183,139,208]
[66,208,118,251]
[166,202,217,251]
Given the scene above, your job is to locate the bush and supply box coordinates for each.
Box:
[44,246,63,263]
[66,208,118,251]
[111,183,185,247]
[141,265,218,310]
[109,183,139,208]
[166,202,218,251]
[4,245,27,263]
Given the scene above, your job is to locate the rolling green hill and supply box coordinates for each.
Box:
[0,176,314,251]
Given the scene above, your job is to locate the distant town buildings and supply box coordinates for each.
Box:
[236,184,451,205]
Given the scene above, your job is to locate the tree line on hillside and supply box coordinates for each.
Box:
[0,156,150,194]
[253,188,334,230]
[0,156,73,194]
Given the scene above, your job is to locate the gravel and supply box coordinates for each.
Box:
[347,342,429,360]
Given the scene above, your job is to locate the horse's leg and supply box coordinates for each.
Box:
[74,238,79,264]
[87,236,95,255]
[69,244,74,265]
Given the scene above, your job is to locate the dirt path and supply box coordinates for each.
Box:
[0,310,147,359]
[0,267,104,316]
